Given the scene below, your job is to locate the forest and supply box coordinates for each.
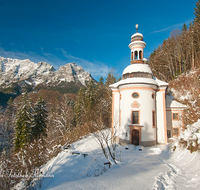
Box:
[148,0,200,126]
[149,1,200,81]
[0,72,116,189]
[1,1,200,189]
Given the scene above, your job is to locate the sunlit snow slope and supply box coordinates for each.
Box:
[20,132,200,190]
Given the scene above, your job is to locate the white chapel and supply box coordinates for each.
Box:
[109,25,186,146]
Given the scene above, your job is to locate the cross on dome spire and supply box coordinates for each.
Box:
[135,24,139,33]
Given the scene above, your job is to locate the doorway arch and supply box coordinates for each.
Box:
[132,129,139,145]
[128,125,142,145]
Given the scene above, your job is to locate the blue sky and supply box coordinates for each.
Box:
[0,0,197,80]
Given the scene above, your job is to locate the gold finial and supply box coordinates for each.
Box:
[135,24,139,33]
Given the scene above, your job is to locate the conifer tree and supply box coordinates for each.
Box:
[99,76,104,85]
[74,87,86,125]
[182,23,187,31]
[14,92,33,150]
[85,80,96,113]
[32,97,48,140]
[74,73,116,130]
[194,0,200,22]
[105,71,116,86]
[74,80,97,124]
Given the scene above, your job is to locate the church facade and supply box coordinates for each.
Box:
[109,28,186,146]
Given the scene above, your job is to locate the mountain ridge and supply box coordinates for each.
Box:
[0,56,94,95]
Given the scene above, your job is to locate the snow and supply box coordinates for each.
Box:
[0,56,93,88]
[131,32,143,38]
[0,56,53,85]
[166,95,187,108]
[153,76,168,87]
[109,77,158,88]
[129,40,146,48]
[122,63,152,75]
[34,79,44,86]
[171,88,193,101]
[178,119,200,143]
[153,148,200,189]
[15,130,200,190]
[110,71,168,89]
[25,80,32,86]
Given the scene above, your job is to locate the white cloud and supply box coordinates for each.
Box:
[0,47,110,79]
[60,49,110,78]
[0,48,53,64]
[149,19,192,35]
[150,23,183,34]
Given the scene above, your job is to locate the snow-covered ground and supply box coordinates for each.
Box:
[16,133,198,190]
[14,123,200,190]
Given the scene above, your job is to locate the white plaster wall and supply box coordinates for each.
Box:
[131,47,143,52]
[172,120,182,128]
[166,110,183,129]
[156,90,166,144]
[113,91,120,130]
[166,110,172,130]
[119,84,156,142]
[172,110,184,128]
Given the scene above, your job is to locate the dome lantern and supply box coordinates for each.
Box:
[123,26,151,80]
[129,24,146,64]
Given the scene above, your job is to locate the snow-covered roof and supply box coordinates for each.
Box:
[128,40,146,47]
[122,64,152,75]
[166,95,187,108]
[131,32,143,38]
[109,77,158,88]
[110,75,168,89]
[153,77,168,86]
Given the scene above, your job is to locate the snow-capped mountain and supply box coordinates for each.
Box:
[0,56,94,94]
[52,63,92,86]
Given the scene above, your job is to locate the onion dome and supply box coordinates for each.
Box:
[122,64,153,79]
[131,33,143,42]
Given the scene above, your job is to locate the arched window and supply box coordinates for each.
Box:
[139,50,142,59]
[134,51,138,60]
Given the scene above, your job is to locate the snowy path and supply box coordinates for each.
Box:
[46,148,170,190]
[32,136,200,190]
[153,159,182,189]
[153,149,200,190]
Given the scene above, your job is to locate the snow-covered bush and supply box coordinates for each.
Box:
[173,119,200,153]
[169,69,200,125]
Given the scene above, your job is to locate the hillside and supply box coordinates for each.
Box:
[14,127,200,190]
[169,68,200,125]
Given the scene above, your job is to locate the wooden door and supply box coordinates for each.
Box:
[132,129,139,145]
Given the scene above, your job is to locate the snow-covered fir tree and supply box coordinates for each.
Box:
[105,71,116,87]
[14,92,33,150]
[74,87,86,125]
[32,97,48,140]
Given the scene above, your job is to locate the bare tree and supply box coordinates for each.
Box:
[92,119,117,164]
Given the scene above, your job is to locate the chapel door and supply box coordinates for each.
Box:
[132,129,139,145]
